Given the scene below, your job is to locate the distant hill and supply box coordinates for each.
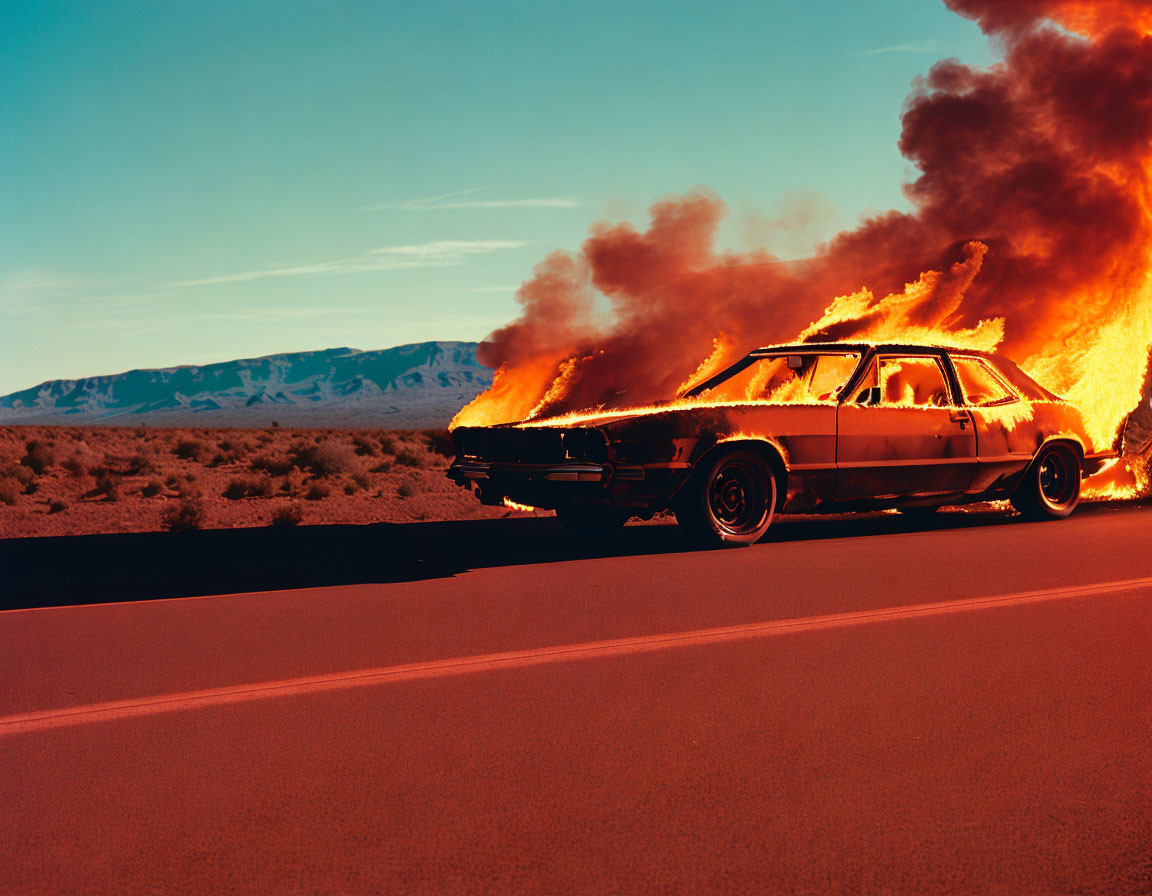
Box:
[0,341,491,429]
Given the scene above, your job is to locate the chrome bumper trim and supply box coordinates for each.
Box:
[450,462,609,483]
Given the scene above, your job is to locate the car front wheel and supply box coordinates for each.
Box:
[1010,444,1081,520]
[676,449,776,546]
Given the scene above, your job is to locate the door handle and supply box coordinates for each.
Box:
[949,410,970,429]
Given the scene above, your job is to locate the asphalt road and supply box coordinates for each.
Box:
[2,504,1151,894]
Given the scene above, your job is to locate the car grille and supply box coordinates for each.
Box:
[454,426,609,464]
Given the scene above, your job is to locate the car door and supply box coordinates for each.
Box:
[835,353,978,499]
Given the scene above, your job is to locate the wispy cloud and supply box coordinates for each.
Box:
[0,268,152,315]
[372,239,527,257]
[367,187,583,211]
[164,239,528,288]
[459,284,522,294]
[57,306,386,333]
[855,41,939,57]
[0,268,80,296]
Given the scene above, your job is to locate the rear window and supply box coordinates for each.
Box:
[952,356,1017,406]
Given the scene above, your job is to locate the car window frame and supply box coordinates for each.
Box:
[948,354,1021,408]
[868,353,956,409]
[685,348,867,403]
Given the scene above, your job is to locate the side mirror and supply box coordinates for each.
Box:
[856,387,881,406]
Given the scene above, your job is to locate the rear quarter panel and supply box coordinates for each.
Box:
[968,399,1094,493]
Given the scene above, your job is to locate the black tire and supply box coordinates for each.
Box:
[555,504,630,538]
[1010,444,1081,520]
[675,449,776,546]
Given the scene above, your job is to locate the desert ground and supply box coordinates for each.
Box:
[0,425,543,538]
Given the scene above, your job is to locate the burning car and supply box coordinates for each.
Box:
[448,343,1115,545]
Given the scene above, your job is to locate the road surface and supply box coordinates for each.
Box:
[2,504,1151,893]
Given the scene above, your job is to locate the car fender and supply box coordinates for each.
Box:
[671,437,789,512]
[1025,435,1087,477]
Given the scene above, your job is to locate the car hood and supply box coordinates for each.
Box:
[511,400,820,432]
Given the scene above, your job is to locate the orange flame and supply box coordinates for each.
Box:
[453,1,1152,499]
[676,333,736,396]
[502,497,540,512]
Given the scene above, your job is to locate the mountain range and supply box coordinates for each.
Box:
[0,341,491,429]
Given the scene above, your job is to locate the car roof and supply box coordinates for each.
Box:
[749,342,995,357]
[739,342,1058,401]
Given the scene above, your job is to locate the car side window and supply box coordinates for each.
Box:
[849,361,880,405]
[951,356,1017,406]
[876,357,952,407]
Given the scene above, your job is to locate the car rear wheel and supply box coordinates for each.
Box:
[555,504,630,538]
[1010,444,1081,520]
[676,449,776,546]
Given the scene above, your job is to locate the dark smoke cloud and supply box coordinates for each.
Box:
[459,0,1152,435]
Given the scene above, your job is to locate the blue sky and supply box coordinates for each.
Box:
[0,0,993,393]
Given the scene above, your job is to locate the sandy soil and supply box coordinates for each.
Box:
[0,425,545,538]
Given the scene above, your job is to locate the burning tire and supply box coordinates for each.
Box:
[1010,443,1081,520]
[676,449,776,546]
[555,505,630,538]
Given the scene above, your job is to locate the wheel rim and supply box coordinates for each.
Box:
[1038,450,1076,508]
[707,459,770,536]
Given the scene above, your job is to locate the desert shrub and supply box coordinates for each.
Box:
[291,440,357,476]
[271,503,303,527]
[61,456,86,478]
[352,433,378,457]
[305,482,330,501]
[161,495,205,531]
[141,480,163,498]
[251,453,294,476]
[223,479,247,500]
[396,481,414,498]
[369,460,392,474]
[344,482,358,495]
[21,439,55,474]
[0,476,19,505]
[87,474,120,502]
[351,471,370,489]
[48,499,67,514]
[24,480,39,495]
[287,441,313,471]
[174,438,205,461]
[3,463,34,487]
[378,433,397,454]
[223,475,274,500]
[274,472,299,492]
[124,452,155,475]
[423,430,454,457]
[394,449,423,468]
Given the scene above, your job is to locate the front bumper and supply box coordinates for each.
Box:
[448,461,646,485]
[447,458,677,510]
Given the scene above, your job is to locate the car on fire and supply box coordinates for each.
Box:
[448,342,1115,545]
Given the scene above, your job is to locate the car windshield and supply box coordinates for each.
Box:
[692,352,861,404]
